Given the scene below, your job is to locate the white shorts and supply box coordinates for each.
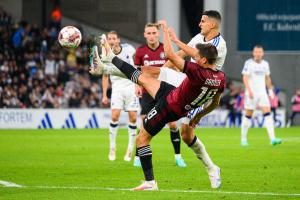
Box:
[111,87,139,111]
[158,67,186,87]
[181,107,204,125]
[244,93,270,110]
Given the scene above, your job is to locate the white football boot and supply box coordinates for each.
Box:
[208,165,221,189]
[108,148,116,161]
[132,180,158,191]
[124,150,132,162]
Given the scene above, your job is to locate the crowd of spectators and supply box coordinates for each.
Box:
[0,7,102,108]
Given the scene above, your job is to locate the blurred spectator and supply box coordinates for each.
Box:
[287,89,300,127]
[0,7,103,109]
[269,87,281,122]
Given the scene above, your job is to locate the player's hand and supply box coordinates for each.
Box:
[102,96,109,105]
[168,28,179,42]
[135,85,142,98]
[157,20,167,30]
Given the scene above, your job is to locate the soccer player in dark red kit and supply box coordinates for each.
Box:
[90,20,226,190]
[133,23,186,168]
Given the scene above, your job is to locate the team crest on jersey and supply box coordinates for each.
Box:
[160,52,165,59]
[144,54,149,58]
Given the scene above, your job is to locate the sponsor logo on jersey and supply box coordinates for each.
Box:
[144,54,149,58]
[143,60,166,66]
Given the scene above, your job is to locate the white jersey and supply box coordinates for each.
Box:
[188,33,227,70]
[109,43,136,90]
[158,33,227,87]
[242,59,270,95]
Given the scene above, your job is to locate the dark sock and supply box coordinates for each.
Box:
[170,128,181,154]
[112,57,142,83]
[135,129,140,157]
[137,145,154,181]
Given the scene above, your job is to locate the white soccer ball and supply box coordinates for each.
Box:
[58,26,82,49]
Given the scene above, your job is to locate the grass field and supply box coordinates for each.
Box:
[0,128,299,199]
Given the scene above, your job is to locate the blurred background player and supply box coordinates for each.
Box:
[100,31,139,161]
[134,23,186,167]
[241,45,282,146]
[287,89,300,127]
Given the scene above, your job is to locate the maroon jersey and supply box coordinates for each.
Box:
[134,43,167,67]
[134,43,167,93]
[166,61,226,116]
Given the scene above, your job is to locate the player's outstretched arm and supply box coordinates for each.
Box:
[168,28,199,59]
[189,93,221,127]
[158,20,185,71]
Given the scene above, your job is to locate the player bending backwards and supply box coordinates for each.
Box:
[134,23,186,168]
[94,31,139,161]
[90,21,226,190]
[241,45,282,146]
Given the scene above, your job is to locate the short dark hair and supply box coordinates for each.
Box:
[202,10,221,23]
[196,43,218,65]
[253,45,264,50]
[107,30,119,38]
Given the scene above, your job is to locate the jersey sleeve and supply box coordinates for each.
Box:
[216,44,227,69]
[134,48,142,66]
[183,61,205,82]
[187,34,200,48]
[242,61,250,75]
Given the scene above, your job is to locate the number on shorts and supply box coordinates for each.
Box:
[145,107,157,122]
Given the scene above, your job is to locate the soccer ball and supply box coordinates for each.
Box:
[58,26,82,49]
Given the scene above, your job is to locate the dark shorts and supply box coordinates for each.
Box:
[140,92,156,115]
[143,81,181,136]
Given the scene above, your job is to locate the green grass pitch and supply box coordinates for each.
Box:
[0,128,299,199]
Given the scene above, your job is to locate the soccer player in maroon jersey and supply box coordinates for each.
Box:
[133,23,186,168]
[90,21,225,190]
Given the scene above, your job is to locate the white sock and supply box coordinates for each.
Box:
[109,120,119,149]
[103,64,126,78]
[264,114,275,141]
[174,154,182,160]
[241,115,251,142]
[189,137,215,170]
[127,122,137,152]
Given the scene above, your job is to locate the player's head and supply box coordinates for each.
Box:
[199,10,221,36]
[144,23,160,46]
[252,45,264,62]
[107,30,120,48]
[195,43,218,66]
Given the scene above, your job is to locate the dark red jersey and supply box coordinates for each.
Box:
[134,43,167,93]
[166,61,226,117]
[134,43,167,67]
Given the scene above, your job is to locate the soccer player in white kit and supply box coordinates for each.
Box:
[241,45,282,146]
[101,31,139,161]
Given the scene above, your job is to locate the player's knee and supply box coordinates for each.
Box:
[111,115,119,122]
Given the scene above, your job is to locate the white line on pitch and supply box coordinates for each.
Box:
[2,184,300,197]
[0,180,23,188]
